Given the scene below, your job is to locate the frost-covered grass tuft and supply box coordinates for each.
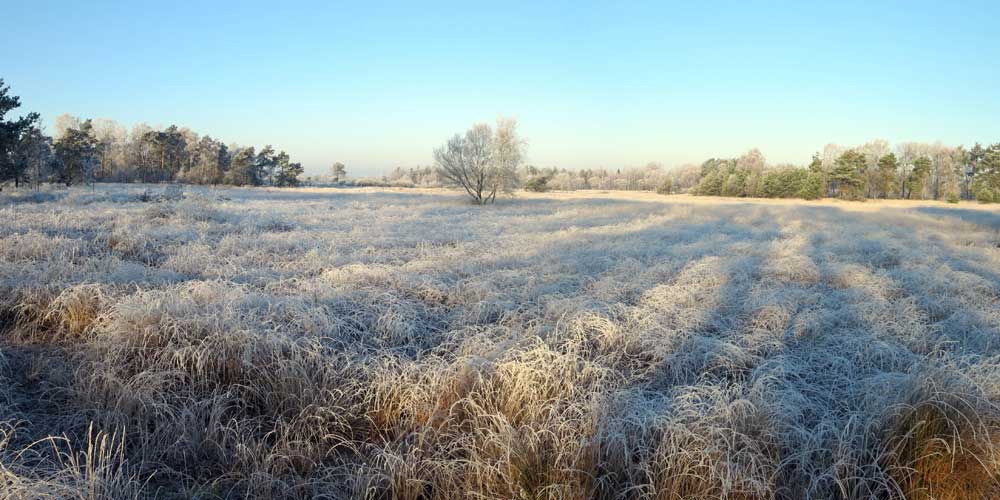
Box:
[1,184,999,498]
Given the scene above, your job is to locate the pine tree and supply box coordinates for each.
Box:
[806,153,828,197]
[273,150,304,187]
[226,147,258,186]
[876,153,899,198]
[256,145,277,186]
[54,120,99,186]
[0,79,41,188]
[972,145,1000,203]
[830,150,866,200]
[905,156,931,199]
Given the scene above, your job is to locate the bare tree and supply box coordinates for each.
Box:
[330,162,346,183]
[434,117,524,204]
[52,113,82,142]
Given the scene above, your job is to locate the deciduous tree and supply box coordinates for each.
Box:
[330,162,347,183]
[434,117,524,204]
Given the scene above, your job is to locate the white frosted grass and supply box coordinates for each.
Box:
[0,184,998,498]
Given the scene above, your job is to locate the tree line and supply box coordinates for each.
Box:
[0,79,304,190]
[508,144,1000,203]
[690,142,1000,203]
[416,119,999,204]
[372,162,703,194]
[6,77,1000,203]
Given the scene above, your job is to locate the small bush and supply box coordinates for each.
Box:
[524,176,551,192]
[946,193,960,204]
[656,178,673,195]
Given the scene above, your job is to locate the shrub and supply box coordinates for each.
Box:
[524,176,551,192]
[656,178,673,195]
[946,193,960,204]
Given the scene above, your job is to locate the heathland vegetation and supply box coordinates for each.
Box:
[1,186,999,498]
[3,77,1000,499]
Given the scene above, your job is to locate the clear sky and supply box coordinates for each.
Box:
[3,0,999,176]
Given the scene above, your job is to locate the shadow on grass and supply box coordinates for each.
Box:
[911,206,1000,230]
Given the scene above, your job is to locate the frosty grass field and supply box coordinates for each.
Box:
[1,184,999,499]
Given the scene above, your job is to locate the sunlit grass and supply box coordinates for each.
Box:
[1,184,999,498]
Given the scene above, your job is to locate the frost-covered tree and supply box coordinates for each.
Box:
[91,118,127,181]
[434,117,524,204]
[180,136,227,185]
[929,145,963,201]
[330,162,347,182]
[15,126,54,187]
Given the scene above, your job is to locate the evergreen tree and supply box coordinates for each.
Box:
[227,147,258,186]
[830,150,866,200]
[972,144,1000,203]
[905,156,931,199]
[54,120,99,186]
[256,145,278,186]
[799,172,824,200]
[0,79,41,188]
[875,153,899,198]
[806,153,827,197]
[140,126,187,182]
[273,150,304,187]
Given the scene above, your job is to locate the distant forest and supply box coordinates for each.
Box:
[0,79,303,189]
[3,79,999,202]
[354,142,1000,204]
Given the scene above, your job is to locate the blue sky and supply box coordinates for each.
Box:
[3,1,999,176]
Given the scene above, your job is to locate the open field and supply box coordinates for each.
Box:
[1,185,1000,499]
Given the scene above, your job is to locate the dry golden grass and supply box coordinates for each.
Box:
[0,184,998,498]
[882,376,1000,500]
